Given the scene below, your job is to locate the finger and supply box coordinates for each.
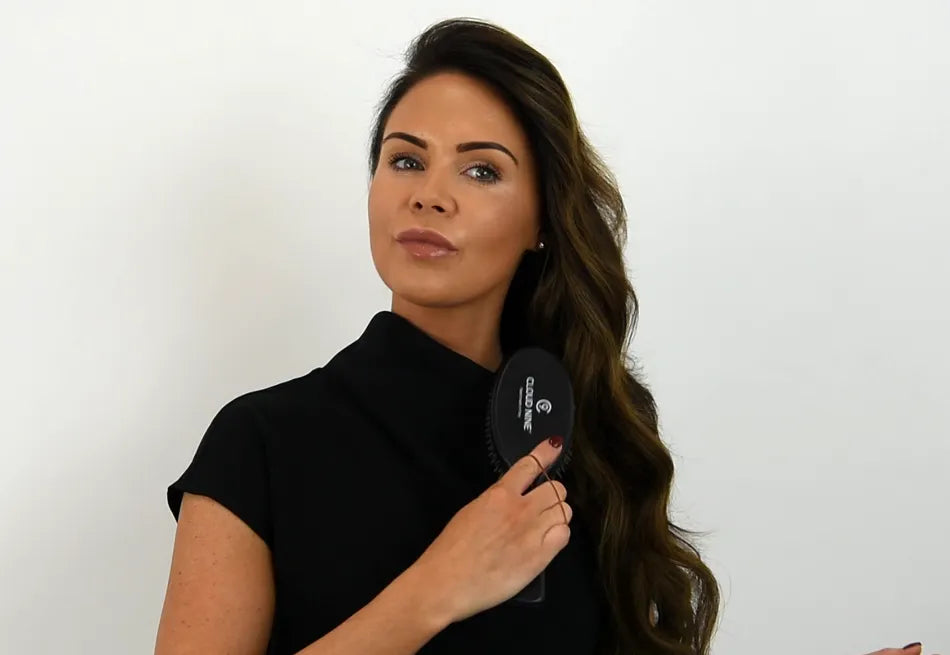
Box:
[536,517,571,563]
[538,499,572,527]
[865,646,924,655]
[526,479,568,509]
[498,436,564,495]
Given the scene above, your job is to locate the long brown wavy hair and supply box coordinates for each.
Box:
[366,17,719,655]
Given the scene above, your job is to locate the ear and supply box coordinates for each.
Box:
[533,232,546,253]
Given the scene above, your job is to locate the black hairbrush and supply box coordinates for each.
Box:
[483,346,575,605]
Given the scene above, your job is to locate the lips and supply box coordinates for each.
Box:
[395,228,457,251]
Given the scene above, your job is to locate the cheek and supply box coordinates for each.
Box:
[463,212,534,280]
[367,184,392,249]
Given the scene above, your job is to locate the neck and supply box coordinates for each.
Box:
[390,295,504,373]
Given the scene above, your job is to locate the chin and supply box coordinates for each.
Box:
[388,277,465,309]
[372,245,495,310]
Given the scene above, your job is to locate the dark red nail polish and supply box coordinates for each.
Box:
[903,643,921,650]
[548,435,563,449]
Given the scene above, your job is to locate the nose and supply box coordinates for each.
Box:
[409,169,456,215]
[414,198,447,213]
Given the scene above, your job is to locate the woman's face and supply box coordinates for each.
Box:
[368,71,540,311]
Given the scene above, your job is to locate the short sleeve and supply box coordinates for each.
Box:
[167,396,273,548]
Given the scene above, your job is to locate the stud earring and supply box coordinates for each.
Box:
[537,240,545,250]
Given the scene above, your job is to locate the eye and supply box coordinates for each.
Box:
[465,162,502,184]
[388,153,422,171]
[386,153,502,185]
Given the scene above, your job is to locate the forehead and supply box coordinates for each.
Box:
[384,72,530,152]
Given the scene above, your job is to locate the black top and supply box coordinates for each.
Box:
[168,310,607,654]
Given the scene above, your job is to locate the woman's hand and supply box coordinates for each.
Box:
[865,643,941,655]
[410,436,572,624]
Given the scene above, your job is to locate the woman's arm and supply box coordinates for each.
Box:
[154,493,275,654]
[154,492,452,655]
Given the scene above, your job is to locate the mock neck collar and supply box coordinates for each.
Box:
[353,310,497,387]
[322,310,500,501]
[322,309,499,433]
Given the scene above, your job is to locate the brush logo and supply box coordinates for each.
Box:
[521,377,553,433]
[522,376,535,433]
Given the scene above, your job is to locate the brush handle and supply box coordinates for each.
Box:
[506,472,554,604]
[511,570,545,604]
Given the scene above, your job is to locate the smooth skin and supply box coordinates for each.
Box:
[367,71,543,372]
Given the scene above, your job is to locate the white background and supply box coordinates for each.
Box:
[1,1,947,653]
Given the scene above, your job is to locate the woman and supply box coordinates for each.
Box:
[154,17,928,655]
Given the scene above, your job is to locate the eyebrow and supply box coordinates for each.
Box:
[381,131,519,166]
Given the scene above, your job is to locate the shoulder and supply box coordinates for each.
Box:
[168,367,330,537]
[183,366,332,470]
[216,366,328,427]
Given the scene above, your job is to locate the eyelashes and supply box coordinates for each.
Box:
[386,152,503,185]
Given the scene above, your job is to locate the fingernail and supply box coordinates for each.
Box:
[548,435,563,449]
[903,643,922,650]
